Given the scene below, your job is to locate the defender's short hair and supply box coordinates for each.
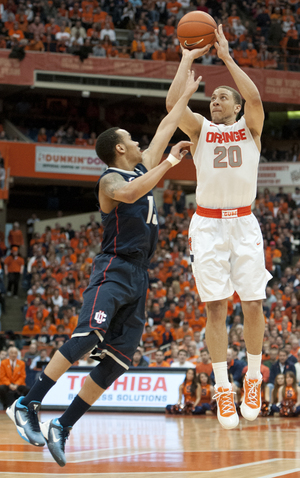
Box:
[95,127,122,167]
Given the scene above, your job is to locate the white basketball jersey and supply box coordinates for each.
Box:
[193,116,260,208]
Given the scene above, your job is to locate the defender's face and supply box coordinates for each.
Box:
[210,88,240,125]
[118,129,142,165]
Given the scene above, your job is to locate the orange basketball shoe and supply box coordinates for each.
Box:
[240,373,262,421]
[213,385,239,429]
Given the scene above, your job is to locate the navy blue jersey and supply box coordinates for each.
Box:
[95,163,159,268]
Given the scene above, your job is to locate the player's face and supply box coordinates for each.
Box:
[210,88,240,125]
[118,129,142,165]
[286,375,294,386]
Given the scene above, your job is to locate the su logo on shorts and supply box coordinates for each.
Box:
[222,209,238,218]
[94,311,107,324]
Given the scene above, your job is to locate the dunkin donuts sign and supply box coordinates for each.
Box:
[35,146,107,176]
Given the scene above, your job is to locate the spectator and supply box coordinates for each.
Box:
[165,341,179,364]
[163,183,174,216]
[28,16,45,37]
[149,349,170,367]
[8,21,25,41]
[131,34,146,59]
[142,323,158,351]
[4,247,24,298]
[166,0,181,18]
[263,346,279,370]
[8,222,24,249]
[171,349,195,368]
[0,350,7,366]
[166,368,200,414]
[22,319,41,340]
[70,20,87,40]
[30,348,50,371]
[268,348,297,397]
[99,19,116,43]
[23,342,39,367]
[152,47,166,61]
[131,349,148,367]
[144,32,159,59]
[52,325,70,344]
[187,341,199,365]
[0,346,28,409]
[37,127,47,142]
[196,347,213,376]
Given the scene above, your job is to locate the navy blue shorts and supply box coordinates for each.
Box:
[72,253,148,369]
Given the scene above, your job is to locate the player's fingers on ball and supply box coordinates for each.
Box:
[180,149,188,157]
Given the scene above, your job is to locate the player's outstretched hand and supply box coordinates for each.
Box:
[181,43,211,61]
[184,69,202,97]
[170,140,193,162]
[214,24,230,61]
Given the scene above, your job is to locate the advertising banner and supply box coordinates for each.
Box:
[1,51,300,104]
[42,368,186,411]
[257,162,300,187]
[35,145,107,176]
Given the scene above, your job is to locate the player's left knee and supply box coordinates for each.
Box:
[90,355,126,390]
[242,299,263,312]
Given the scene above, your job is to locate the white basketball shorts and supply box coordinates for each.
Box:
[188,212,272,302]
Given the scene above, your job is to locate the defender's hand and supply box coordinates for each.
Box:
[170,140,193,161]
[184,69,202,98]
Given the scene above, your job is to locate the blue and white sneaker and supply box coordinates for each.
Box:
[6,397,45,446]
[40,418,72,467]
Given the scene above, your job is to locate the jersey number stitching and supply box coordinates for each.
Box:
[213,145,242,168]
[146,196,158,225]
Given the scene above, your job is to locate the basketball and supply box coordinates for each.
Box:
[177,11,217,50]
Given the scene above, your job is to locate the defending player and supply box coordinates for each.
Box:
[166,25,272,430]
[7,70,200,466]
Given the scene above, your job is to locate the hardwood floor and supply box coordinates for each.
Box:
[1,410,300,477]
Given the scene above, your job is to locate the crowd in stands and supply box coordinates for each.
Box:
[0,0,299,70]
[2,182,300,416]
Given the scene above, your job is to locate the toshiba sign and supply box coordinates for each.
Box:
[35,146,107,176]
[42,368,186,411]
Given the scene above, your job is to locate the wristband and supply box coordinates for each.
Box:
[166,153,181,167]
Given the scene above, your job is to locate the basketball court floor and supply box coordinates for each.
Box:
[1,411,300,478]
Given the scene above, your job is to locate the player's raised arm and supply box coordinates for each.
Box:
[100,140,192,205]
[142,69,200,171]
[166,45,210,139]
[214,24,264,142]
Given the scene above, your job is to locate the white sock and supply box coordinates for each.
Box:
[247,352,262,380]
[212,362,230,388]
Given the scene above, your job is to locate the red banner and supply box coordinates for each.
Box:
[0,50,300,104]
